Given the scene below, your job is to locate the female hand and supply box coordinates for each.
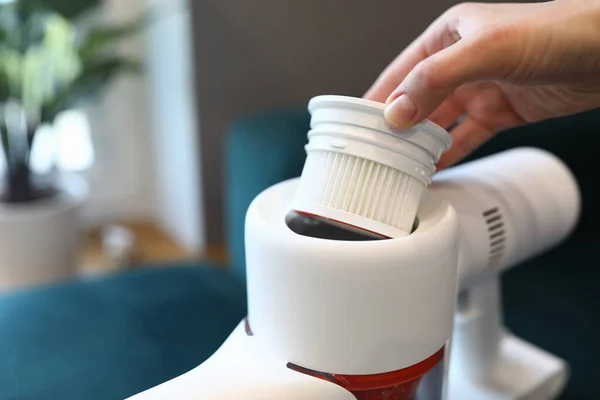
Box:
[364,0,600,169]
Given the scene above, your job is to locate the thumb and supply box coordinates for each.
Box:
[383,29,518,129]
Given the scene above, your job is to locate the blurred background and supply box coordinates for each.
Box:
[0,0,463,289]
[3,1,600,400]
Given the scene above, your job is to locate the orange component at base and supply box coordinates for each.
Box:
[287,346,445,400]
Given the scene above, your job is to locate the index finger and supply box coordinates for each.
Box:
[363,11,461,103]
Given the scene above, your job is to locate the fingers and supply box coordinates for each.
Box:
[364,38,430,103]
[364,8,463,103]
[384,27,520,129]
[420,93,465,130]
[436,116,496,170]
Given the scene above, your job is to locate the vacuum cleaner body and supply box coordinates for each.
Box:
[129,96,579,400]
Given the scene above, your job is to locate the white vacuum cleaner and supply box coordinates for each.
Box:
[129,96,580,400]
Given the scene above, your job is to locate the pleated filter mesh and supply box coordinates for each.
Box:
[297,150,424,235]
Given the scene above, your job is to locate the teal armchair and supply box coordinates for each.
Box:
[1,106,599,399]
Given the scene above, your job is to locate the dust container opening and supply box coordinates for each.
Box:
[285,210,419,241]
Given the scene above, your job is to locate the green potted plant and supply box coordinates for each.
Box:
[0,0,141,290]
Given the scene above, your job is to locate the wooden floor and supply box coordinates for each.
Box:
[78,221,228,276]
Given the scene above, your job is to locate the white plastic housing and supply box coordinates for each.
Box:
[128,147,580,400]
[449,332,568,400]
[448,279,569,400]
[127,321,355,400]
[433,147,579,400]
[292,95,451,238]
[432,147,580,289]
[246,178,459,375]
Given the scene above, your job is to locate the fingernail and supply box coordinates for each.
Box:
[384,94,417,129]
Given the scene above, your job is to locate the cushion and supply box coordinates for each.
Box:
[504,235,600,400]
[0,264,247,400]
[225,108,310,281]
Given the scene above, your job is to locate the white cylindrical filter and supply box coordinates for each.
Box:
[291,95,451,238]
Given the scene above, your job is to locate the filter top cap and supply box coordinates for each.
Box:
[292,95,451,238]
[308,95,451,161]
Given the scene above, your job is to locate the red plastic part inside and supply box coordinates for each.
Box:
[287,346,445,400]
[293,210,392,239]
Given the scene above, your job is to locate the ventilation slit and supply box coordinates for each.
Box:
[490,230,505,240]
[482,207,507,267]
[483,207,498,217]
[486,215,502,224]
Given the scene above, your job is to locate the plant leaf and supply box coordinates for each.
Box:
[19,0,101,20]
[0,70,9,103]
[41,57,141,123]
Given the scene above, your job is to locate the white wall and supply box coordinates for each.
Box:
[82,0,205,255]
[82,0,155,225]
[143,0,205,254]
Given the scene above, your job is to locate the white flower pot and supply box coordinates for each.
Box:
[0,175,89,291]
